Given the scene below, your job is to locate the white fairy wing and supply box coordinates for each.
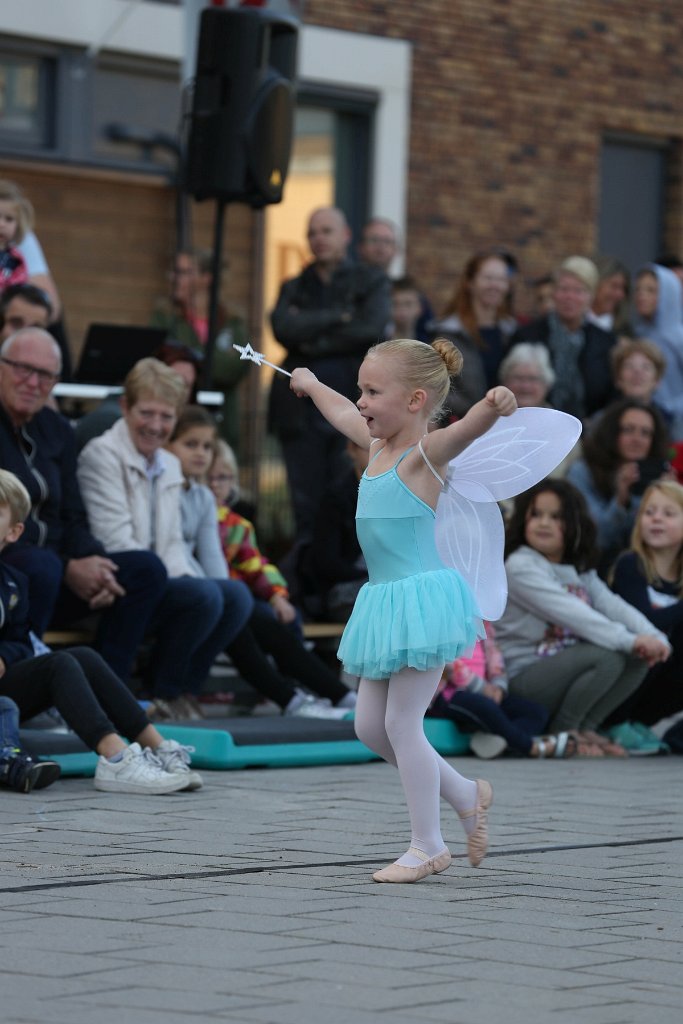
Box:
[436,488,508,620]
[435,407,582,619]
[445,407,582,502]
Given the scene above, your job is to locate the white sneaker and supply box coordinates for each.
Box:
[469,732,508,759]
[94,743,187,794]
[284,692,350,721]
[337,690,357,710]
[155,739,203,790]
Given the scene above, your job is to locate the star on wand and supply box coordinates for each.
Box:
[233,343,292,377]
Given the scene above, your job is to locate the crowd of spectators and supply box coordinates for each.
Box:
[1,171,683,796]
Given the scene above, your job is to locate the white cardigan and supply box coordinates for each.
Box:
[77,417,195,578]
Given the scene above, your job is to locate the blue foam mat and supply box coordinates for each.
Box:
[31,717,471,776]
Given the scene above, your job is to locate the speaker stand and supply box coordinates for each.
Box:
[203,197,227,389]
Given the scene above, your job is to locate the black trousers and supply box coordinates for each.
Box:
[226,602,349,709]
[606,621,683,727]
[1,647,149,751]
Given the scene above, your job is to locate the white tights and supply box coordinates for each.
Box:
[355,666,477,866]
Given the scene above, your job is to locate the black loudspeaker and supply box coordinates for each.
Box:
[185,7,298,207]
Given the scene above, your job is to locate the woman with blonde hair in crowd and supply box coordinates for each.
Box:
[511,256,617,420]
[78,358,253,719]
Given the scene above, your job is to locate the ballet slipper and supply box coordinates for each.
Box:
[458,778,493,867]
[372,846,451,883]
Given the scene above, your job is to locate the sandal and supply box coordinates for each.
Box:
[552,731,576,758]
[531,732,576,758]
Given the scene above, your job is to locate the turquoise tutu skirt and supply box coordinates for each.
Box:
[337,568,483,680]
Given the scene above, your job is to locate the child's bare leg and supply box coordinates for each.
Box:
[135,724,165,750]
[96,734,127,758]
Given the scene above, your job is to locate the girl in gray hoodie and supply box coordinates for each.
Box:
[496,480,670,755]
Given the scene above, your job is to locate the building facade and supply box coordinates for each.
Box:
[2,0,683,539]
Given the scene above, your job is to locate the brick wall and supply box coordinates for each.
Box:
[0,159,255,362]
[304,0,683,314]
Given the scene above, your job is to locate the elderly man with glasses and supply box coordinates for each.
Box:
[0,328,167,684]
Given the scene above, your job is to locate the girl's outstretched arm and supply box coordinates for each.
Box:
[424,386,518,467]
[290,367,371,447]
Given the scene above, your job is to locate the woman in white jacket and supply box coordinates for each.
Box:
[496,479,671,755]
[78,359,253,717]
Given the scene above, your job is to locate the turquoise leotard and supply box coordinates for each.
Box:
[337,445,482,679]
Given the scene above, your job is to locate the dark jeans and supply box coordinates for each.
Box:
[605,621,683,727]
[0,696,21,754]
[2,546,168,683]
[430,690,549,755]
[151,577,253,698]
[0,647,150,751]
[226,599,349,709]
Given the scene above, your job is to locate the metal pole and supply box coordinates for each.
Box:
[203,197,227,389]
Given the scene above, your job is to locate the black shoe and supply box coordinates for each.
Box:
[1,750,61,793]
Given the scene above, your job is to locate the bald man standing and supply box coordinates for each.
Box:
[269,207,390,541]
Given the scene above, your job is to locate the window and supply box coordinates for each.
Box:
[0,52,55,149]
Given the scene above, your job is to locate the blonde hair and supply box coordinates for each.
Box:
[0,468,31,524]
[123,357,188,411]
[212,439,240,502]
[365,337,463,421]
[631,480,683,596]
[0,180,34,245]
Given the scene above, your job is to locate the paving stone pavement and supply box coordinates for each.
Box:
[1,753,682,1024]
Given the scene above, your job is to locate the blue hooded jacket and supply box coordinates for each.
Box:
[633,263,683,439]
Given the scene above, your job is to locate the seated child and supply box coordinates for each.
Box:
[168,411,356,718]
[609,480,683,735]
[428,622,574,758]
[0,469,201,794]
[209,437,300,630]
[0,695,60,792]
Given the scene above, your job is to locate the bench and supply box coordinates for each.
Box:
[43,622,347,647]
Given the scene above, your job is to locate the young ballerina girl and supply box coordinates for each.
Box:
[610,481,683,727]
[290,337,517,883]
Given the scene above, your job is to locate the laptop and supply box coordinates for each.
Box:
[75,324,169,385]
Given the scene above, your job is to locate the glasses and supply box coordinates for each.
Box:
[0,357,59,388]
[208,473,236,484]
